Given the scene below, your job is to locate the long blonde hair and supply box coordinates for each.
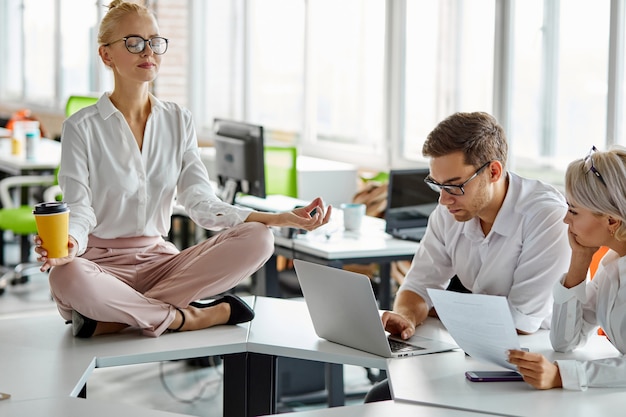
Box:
[565,145,626,241]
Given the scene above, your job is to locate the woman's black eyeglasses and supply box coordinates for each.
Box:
[584,146,607,186]
[104,36,169,55]
[424,161,492,196]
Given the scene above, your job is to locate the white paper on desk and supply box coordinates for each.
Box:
[427,289,520,370]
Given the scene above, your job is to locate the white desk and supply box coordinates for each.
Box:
[236,194,308,213]
[280,400,494,416]
[0,137,61,176]
[226,297,391,416]
[0,296,452,417]
[0,298,252,403]
[289,216,418,260]
[388,330,624,417]
[248,297,388,370]
[0,397,192,417]
[4,296,625,417]
[237,297,459,416]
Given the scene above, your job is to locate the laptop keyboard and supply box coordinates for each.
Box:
[391,228,426,242]
[388,338,425,352]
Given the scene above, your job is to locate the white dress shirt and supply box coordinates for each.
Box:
[398,172,570,333]
[551,251,626,390]
[59,93,252,255]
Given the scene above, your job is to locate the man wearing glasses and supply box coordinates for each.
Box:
[366,111,570,401]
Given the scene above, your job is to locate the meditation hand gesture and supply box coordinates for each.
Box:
[246,197,332,231]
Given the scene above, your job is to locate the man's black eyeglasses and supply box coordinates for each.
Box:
[584,146,607,186]
[424,161,492,196]
[105,36,169,55]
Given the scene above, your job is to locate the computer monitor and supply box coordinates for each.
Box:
[213,118,266,204]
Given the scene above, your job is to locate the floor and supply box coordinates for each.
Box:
[0,239,377,416]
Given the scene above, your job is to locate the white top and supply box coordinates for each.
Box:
[551,251,626,390]
[399,172,570,333]
[59,93,251,254]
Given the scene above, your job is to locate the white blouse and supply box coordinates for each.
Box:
[59,93,252,255]
[551,251,626,390]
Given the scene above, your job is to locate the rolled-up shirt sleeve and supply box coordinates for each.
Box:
[550,276,592,352]
[556,356,626,391]
[550,256,626,390]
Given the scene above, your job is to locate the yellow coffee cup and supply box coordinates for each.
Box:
[33,202,70,258]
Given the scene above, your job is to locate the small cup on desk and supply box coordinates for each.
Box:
[340,203,366,232]
[33,202,70,258]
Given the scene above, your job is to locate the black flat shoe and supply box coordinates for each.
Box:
[72,310,97,338]
[190,294,255,325]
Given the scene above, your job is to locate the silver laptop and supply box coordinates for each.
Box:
[384,168,439,242]
[293,260,457,358]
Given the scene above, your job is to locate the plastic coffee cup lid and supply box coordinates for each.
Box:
[33,201,69,215]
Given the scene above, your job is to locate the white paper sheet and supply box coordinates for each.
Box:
[427,289,520,370]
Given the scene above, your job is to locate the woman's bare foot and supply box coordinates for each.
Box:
[92,322,129,336]
[71,310,128,338]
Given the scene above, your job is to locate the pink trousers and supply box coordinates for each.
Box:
[48,222,274,337]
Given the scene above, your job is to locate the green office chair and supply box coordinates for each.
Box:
[0,174,56,294]
[264,145,298,198]
[65,94,99,118]
[0,95,97,295]
[262,145,300,294]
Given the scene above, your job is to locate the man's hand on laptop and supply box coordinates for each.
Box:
[381,311,417,340]
[382,291,431,339]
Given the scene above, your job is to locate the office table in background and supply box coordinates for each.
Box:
[0,137,61,176]
[258,214,419,309]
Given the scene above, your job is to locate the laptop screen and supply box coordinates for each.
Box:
[385,168,439,234]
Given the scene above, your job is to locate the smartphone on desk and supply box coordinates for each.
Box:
[465,370,524,382]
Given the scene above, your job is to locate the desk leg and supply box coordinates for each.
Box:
[223,352,277,417]
[325,363,344,407]
[379,263,391,310]
[20,235,31,264]
[253,254,281,297]
[78,384,87,398]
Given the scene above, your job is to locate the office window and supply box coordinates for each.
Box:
[23,0,55,103]
[1,0,626,179]
[248,0,304,135]
[305,0,385,152]
[509,0,611,175]
[556,1,610,160]
[194,0,385,160]
[59,0,99,101]
[403,0,495,163]
[1,0,23,100]
[0,1,101,107]
[192,1,244,132]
